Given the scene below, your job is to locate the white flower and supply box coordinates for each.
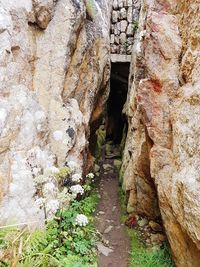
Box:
[44,166,59,175]
[46,199,59,214]
[75,214,88,226]
[43,182,56,196]
[34,175,47,184]
[67,161,79,172]
[35,197,45,207]
[57,188,71,205]
[86,172,95,179]
[70,184,84,195]
[53,130,63,141]
[72,173,82,183]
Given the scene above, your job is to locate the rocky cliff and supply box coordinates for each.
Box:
[0,0,200,266]
[0,0,111,225]
[121,0,200,266]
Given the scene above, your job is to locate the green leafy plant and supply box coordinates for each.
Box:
[123,41,129,53]
[95,124,106,159]
[132,21,139,33]
[0,170,98,267]
[118,189,174,267]
[128,230,175,267]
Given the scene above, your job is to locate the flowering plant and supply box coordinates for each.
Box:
[34,160,95,220]
[75,214,88,226]
[70,185,84,196]
[86,172,95,180]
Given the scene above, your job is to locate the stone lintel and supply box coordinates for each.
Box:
[111,54,131,62]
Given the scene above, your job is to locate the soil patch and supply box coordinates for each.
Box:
[95,148,130,267]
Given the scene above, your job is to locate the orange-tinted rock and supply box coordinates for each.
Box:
[122,0,200,266]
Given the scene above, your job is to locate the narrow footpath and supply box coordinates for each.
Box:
[95,145,130,267]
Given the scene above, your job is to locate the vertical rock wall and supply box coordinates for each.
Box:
[0,0,111,225]
[110,0,140,55]
[122,0,200,266]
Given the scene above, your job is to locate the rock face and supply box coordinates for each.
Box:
[122,0,200,266]
[0,0,111,225]
[1,0,200,266]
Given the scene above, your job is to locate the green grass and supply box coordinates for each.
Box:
[118,189,175,267]
[0,191,99,267]
[128,230,175,267]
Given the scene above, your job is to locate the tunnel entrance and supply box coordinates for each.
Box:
[88,61,130,160]
[106,62,129,144]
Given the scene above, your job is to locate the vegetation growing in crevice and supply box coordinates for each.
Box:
[128,230,175,267]
[119,189,175,267]
[95,123,106,159]
[0,166,99,267]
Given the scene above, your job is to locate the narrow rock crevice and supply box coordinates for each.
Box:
[106,62,129,144]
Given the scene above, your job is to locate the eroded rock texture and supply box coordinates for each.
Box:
[0,0,111,225]
[122,0,200,266]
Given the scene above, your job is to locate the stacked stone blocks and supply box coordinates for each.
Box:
[110,0,140,55]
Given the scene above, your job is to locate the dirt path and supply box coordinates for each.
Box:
[95,147,130,267]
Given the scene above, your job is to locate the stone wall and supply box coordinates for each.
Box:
[0,0,111,226]
[121,0,200,266]
[110,0,140,55]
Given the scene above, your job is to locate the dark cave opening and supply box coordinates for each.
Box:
[88,62,130,159]
[106,62,129,144]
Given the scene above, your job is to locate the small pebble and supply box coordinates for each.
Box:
[99,211,105,215]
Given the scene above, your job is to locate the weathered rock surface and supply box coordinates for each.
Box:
[1,0,200,266]
[0,0,111,226]
[122,0,200,266]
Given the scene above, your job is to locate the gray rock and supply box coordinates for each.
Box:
[110,34,115,44]
[97,242,113,256]
[138,218,148,227]
[104,225,113,234]
[112,205,116,211]
[114,24,119,35]
[114,35,120,44]
[127,0,132,7]
[127,23,133,36]
[113,0,118,9]
[120,20,128,32]
[127,37,134,44]
[120,32,126,44]
[118,0,123,8]
[99,211,105,215]
[103,163,113,171]
[120,8,127,19]
[123,0,128,7]
[112,10,119,23]
[117,21,121,33]
[94,164,100,173]
[127,7,133,23]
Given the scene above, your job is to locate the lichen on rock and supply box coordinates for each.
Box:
[0,0,111,226]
